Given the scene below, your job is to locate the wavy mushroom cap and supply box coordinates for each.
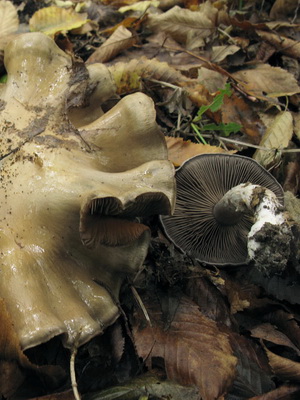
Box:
[160,153,284,265]
[0,32,176,350]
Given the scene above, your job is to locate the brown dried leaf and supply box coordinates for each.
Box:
[228,333,275,397]
[262,310,300,350]
[249,383,300,400]
[221,93,265,144]
[283,161,300,194]
[251,323,300,356]
[232,64,300,100]
[146,5,214,50]
[198,67,228,94]
[132,292,237,400]
[264,345,300,382]
[253,111,293,168]
[87,26,136,64]
[210,45,240,63]
[166,136,233,166]
[222,271,282,317]
[28,390,75,400]
[184,275,235,328]
[269,0,299,19]
[293,111,300,140]
[256,30,300,60]
[101,15,146,35]
[247,268,300,306]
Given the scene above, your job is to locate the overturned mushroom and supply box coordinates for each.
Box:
[0,32,175,352]
[161,153,291,272]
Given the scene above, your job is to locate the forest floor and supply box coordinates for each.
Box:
[1,0,300,399]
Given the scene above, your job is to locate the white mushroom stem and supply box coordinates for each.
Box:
[216,182,291,272]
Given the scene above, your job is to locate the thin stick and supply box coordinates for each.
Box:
[214,135,300,153]
[70,333,81,400]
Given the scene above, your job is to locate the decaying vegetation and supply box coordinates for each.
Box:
[1,0,300,399]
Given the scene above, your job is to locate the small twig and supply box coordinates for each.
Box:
[292,0,300,23]
[131,285,152,327]
[214,135,300,153]
[70,331,82,400]
[149,78,181,91]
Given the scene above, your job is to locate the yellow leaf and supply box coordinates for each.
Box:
[119,0,160,13]
[253,111,293,168]
[0,0,19,36]
[29,6,89,36]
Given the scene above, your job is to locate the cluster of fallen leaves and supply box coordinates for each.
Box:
[1,0,300,399]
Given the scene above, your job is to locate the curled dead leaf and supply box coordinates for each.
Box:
[256,30,300,60]
[251,323,300,356]
[253,111,293,168]
[263,344,300,382]
[87,26,136,64]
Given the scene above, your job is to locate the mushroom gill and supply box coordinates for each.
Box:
[80,192,172,248]
[0,32,176,352]
[160,153,284,266]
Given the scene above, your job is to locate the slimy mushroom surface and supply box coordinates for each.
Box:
[0,33,175,350]
[160,153,285,266]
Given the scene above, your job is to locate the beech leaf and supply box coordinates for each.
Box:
[0,0,19,36]
[146,6,214,50]
[132,292,237,400]
[211,45,240,63]
[251,323,300,356]
[232,64,300,100]
[119,0,160,13]
[87,26,136,64]
[248,383,300,400]
[253,111,293,168]
[256,30,300,60]
[269,0,299,19]
[229,333,275,398]
[166,136,234,166]
[264,345,300,382]
[29,6,89,35]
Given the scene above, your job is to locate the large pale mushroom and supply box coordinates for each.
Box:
[0,32,175,352]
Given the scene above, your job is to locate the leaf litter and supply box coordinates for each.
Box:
[1,0,300,399]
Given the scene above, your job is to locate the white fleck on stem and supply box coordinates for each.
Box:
[217,183,291,272]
